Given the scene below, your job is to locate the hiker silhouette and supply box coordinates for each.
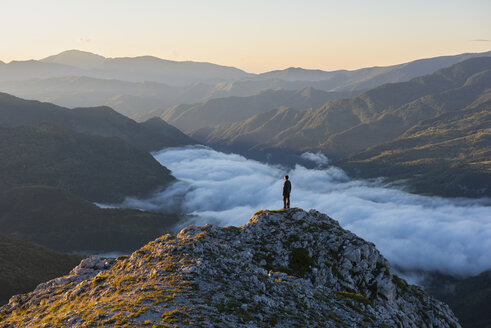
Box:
[283,175,291,209]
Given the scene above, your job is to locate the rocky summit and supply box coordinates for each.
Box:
[0,208,460,327]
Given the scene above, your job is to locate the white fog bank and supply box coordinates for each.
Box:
[118,146,491,277]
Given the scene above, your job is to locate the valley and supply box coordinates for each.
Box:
[0,49,489,327]
[192,58,491,198]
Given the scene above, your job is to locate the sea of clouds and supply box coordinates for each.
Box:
[116,145,491,277]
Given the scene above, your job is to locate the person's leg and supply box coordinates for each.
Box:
[283,195,287,209]
[286,195,290,209]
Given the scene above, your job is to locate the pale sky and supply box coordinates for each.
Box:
[1,0,490,73]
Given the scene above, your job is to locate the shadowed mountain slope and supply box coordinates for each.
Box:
[0,186,183,253]
[0,92,195,151]
[0,124,174,202]
[0,208,460,327]
[0,233,82,306]
[423,270,491,328]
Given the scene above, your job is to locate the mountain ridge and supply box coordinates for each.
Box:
[1,50,249,85]
[158,87,362,132]
[193,57,491,197]
[0,92,196,152]
[41,50,106,68]
[0,124,174,203]
[1,50,489,120]
[0,208,460,327]
[1,49,489,87]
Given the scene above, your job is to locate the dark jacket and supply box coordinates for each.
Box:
[283,180,291,196]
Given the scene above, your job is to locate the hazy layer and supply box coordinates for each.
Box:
[2,1,490,72]
[119,146,491,277]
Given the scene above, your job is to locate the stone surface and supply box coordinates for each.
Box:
[0,208,461,327]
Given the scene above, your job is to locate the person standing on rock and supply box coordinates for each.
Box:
[283,175,291,209]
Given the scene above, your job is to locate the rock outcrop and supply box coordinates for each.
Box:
[0,208,460,327]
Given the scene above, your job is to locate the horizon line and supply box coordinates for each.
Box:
[2,48,491,75]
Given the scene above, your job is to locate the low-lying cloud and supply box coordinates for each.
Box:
[117,146,491,277]
[300,152,329,166]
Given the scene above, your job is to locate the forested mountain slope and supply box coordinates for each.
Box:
[194,58,491,197]
[0,92,195,152]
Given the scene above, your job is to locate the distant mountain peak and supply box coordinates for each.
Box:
[47,49,104,57]
[41,49,106,68]
[112,55,170,63]
[285,66,327,73]
[285,66,307,71]
[257,66,335,82]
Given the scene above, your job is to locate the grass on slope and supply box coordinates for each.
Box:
[341,106,491,197]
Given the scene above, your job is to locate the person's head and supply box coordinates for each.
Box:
[284,175,289,180]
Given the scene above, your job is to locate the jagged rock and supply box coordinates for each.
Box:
[0,208,461,327]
